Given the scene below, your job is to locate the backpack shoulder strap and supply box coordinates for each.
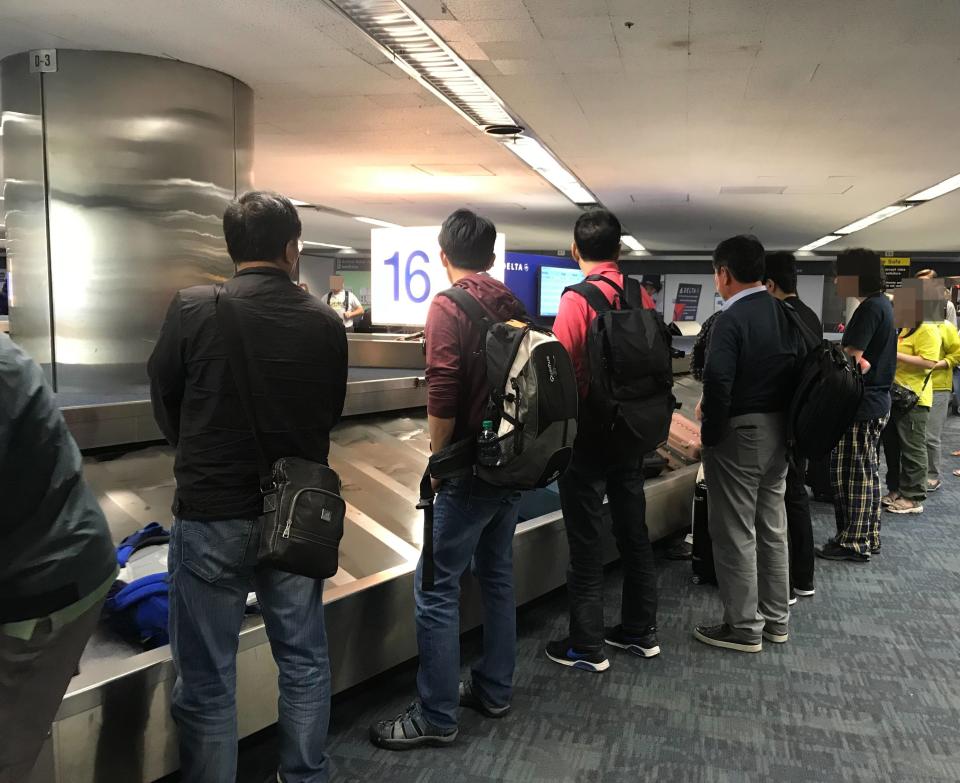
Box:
[778,298,819,352]
[437,286,495,328]
[564,280,613,315]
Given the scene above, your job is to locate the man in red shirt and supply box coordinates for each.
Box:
[545,209,660,672]
[371,209,526,750]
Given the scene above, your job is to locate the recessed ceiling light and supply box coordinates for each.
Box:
[834,205,912,235]
[797,235,842,252]
[620,234,647,252]
[904,173,960,203]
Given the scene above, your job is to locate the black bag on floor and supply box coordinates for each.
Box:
[691,466,716,585]
[806,454,834,503]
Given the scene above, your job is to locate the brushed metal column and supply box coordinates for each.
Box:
[0,50,253,395]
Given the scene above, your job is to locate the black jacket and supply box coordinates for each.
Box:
[701,290,805,447]
[148,266,348,522]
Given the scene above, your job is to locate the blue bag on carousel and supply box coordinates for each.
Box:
[104,522,171,650]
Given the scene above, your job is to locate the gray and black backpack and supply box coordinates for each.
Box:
[437,287,578,490]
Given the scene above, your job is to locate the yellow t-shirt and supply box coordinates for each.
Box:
[895,324,941,408]
[934,321,960,392]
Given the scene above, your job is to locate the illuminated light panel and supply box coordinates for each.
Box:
[834,205,913,235]
[303,240,354,250]
[501,136,597,205]
[620,234,647,252]
[797,235,842,252]
[905,173,960,202]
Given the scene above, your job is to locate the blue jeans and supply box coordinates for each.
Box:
[414,476,521,730]
[168,518,330,783]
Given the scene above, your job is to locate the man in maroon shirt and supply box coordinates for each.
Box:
[545,209,661,673]
[371,209,526,750]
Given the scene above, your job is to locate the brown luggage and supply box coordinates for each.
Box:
[657,412,701,468]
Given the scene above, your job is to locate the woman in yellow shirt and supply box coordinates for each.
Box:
[882,322,941,514]
[925,320,960,489]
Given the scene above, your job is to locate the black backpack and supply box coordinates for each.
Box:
[565,275,675,453]
[780,300,864,460]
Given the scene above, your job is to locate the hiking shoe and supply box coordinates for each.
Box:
[604,625,661,658]
[880,492,899,507]
[816,541,869,562]
[459,680,510,719]
[887,497,923,515]
[762,625,789,644]
[693,623,762,653]
[370,702,458,750]
[545,638,610,672]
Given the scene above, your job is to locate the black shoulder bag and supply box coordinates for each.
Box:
[215,286,345,580]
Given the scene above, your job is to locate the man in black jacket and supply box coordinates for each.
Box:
[694,236,803,653]
[149,191,347,783]
[764,252,822,603]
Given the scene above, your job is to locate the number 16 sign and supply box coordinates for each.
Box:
[370,226,506,326]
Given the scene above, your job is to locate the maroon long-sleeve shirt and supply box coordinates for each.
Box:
[424,273,526,442]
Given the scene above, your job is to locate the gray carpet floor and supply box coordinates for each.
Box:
[230,416,960,783]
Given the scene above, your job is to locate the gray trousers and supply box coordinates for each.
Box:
[926,390,951,482]
[0,598,104,782]
[702,413,790,640]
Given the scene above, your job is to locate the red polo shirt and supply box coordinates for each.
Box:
[552,263,654,399]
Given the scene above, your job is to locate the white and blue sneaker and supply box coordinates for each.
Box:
[545,638,610,672]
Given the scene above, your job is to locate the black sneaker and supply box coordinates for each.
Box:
[459,680,510,719]
[545,638,610,672]
[370,702,458,750]
[762,625,789,644]
[792,585,815,598]
[693,623,762,653]
[604,625,661,658]
[816,541,870,562]
[788,595,798,606]
[871,542,881,554]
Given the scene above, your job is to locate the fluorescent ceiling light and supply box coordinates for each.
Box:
[502,136,597,205]
[797,235,842,252]
[302,240,354,250]
[325,1,606,212]
[620,234,647,252]
[834,205,912,235]
[905,173,960,202]
[356,216,402,228]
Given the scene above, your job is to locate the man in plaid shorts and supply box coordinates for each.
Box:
[817,250,896,562]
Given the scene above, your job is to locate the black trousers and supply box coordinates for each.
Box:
[558,435,658,652]
[785,460,815,590]
[882,413,901,493]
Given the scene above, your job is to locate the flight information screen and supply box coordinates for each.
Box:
[538,265,584,317]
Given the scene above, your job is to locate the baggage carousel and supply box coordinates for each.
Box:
[30,335,702,783]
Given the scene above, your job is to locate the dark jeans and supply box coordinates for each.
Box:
[414,476,521,731]
[169,518,330,783]
[558,438,657,652]
[785,461,814,590]
[882,405,930,500]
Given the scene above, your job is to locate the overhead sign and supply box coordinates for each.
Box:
[882,256,910,289]
[370,226,506,326]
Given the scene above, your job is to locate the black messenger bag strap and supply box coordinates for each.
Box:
[214,285,274,492]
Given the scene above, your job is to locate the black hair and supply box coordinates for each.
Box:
[438,208,497,271]
[574,209,622,262]
[763,251,798,294]
[836,248,884,295]
[713,235,765,284]
[223,191,302,264]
